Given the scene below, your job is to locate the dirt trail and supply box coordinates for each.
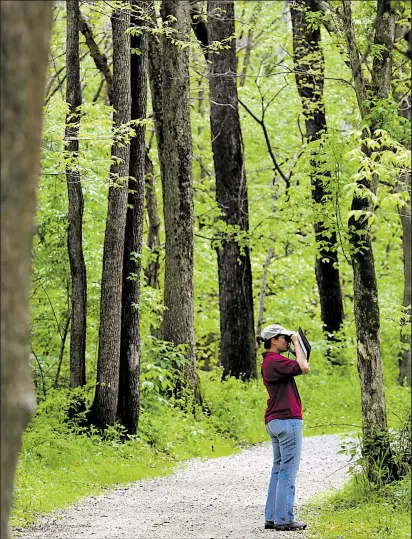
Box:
[17,434,351,539]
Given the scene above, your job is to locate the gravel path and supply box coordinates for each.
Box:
[17,434,351,539]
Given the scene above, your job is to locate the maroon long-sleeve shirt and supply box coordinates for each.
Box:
[261,352,303,423]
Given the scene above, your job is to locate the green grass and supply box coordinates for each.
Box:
[303,473,411,539]
[11,364,411,532]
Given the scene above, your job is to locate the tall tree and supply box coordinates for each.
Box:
[0,2,53,537]
[147,2,165,190]
[118,0,149,434]
[290,0,344,345]
[208,0,256,380]
[160,0,201,401]
[90,2,131,429]
[146,3,165,294]
[144,150,161,290]
[396,93,411,385]
[341,0,396,475]
[65,0,87,388]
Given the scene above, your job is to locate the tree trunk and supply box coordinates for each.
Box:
[118,0,149,435]
[256,248,274,342]
[160,0,201,401]
[66,0,87,388]
[148,2,166,191]
[190,1,209,58]
[90,3,131,429]
[341,0,396,476]
[397,95,411,385]
[146,1,166,294]
[144,149,161,290]
[207,0,256,380]
[290,0,344,342]
[399,176,411,385]
[0,3,53,537]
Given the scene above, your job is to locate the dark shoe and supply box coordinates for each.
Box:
[265,520,276,529]
[274,521,307,531]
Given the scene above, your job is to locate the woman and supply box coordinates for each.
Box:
[257,323,310,531]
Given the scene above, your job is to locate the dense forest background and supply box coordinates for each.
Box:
[1,1,411,538]
[34,0,411,393]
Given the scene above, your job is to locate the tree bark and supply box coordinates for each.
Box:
[0,3,53,537]
[147,2,168,293]
[341,0,396,475]
[397,95,411,385]
[290,0,344,342]
[340,2,369,117]
[144,149,161,290]
[66,0,87,388]
[399,173,411,386]
[190,0,209,58]
[148,2,166,188]
[208,0,257,380]
[160,0,201,401]
[118,0,149,435]
[90,3,131,429]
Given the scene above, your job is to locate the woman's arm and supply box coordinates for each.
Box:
[292,334,310,374]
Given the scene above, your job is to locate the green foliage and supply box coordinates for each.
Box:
[306,414,411,539]
[23,1,411,533]
[140,337,189,402]
[304,473,411,539]
[200,369,267,444]
[34,0,410,395]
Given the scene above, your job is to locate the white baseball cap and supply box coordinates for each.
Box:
[260,324,295,341]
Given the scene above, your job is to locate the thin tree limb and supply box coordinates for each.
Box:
[80,13,113,104]
[239,97,290,188]
[54,312,72,389]
[31,347,47,398]
[36,278,64,340]
[92,76,105,102]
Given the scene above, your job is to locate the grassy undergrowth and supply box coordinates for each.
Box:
[304,473,411,539]
[12,363,411,530]
[12,380,238,528]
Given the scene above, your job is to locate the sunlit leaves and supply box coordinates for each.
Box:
[32,0,408,393]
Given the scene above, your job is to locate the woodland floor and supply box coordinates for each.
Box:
[15,434,351,539]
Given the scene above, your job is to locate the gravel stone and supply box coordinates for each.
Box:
[16,434,351,539]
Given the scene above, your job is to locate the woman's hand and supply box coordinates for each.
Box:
[291,334,309,374]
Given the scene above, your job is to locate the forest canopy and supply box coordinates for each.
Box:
[34,0,411,397]
[2,1,410,535]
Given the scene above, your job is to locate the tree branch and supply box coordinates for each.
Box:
[54,312,71,389]
[239,97,290,188]
[31,347,47,398]
[80,13,113,104]
[92,76,105,102]
[45,50,89,105]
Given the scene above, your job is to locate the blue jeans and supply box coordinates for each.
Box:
[265,418,303,524]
